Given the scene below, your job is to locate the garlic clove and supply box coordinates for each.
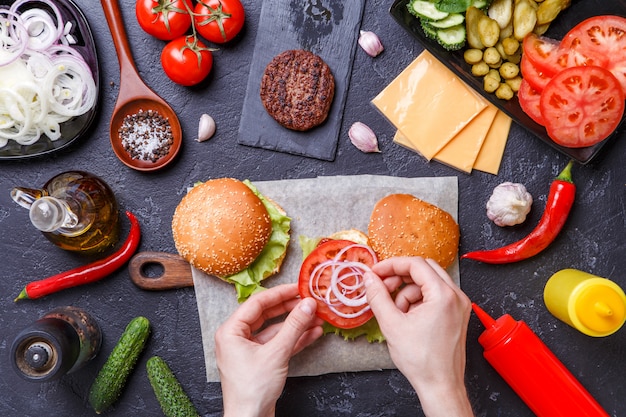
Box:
[349,122,380,153]
[196,114,216,142]
[358,30,384,57]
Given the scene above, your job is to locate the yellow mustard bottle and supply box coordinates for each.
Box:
[544,269,626,337]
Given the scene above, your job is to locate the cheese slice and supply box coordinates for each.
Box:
[433,106,498,173]
[372,50,487,160]
[473,110,512,175]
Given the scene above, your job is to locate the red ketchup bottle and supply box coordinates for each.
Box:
[472,303,609,417]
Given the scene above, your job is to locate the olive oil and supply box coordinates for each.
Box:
[11,171,120,254]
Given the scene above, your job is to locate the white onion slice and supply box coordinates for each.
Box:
[0,0,96,146]
[308,244,377,319]
[0,11,29,65]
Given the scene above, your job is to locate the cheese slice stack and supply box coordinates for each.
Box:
[372,50,512,174]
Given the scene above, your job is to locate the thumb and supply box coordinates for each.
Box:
[365,271,400,329]
[272,297,318,352]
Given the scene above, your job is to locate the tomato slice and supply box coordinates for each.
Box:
[518,78,545,126]
[522,33,563,77]
[559,15,626,95]
[298,239,378,329]
[539,66,624,148]
[520,52,552,93]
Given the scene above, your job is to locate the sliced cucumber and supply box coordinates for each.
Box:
[436,24,467,50]
[420,19,439,40]
[429,13,465,28]
[408,0,449,21]
[434,0,472,13]
[471,0,491,10]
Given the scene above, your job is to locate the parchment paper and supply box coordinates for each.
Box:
[192,175,459,382]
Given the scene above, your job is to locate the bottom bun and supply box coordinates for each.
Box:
[368,194,459,268]
[329,229,369,245]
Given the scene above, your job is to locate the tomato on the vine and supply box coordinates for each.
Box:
[539,65,624,148]
[136,0,192,41]
[194,0,245,44]
[161,36,213,86]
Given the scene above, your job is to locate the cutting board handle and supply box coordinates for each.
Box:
[129,252,194,290]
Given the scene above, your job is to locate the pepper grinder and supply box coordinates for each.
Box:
[11,306,102,382]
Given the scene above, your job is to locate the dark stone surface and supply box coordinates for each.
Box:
[1,0,624,416]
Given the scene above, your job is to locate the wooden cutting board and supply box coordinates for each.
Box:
[237,0,366,161]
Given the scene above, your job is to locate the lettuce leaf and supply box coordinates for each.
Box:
[225,180,291,302]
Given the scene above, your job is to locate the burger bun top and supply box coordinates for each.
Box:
[367,194,459,269]
[172,178,272,278]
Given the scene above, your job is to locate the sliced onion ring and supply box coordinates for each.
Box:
[0,0,96,146]
[308,243,377,319]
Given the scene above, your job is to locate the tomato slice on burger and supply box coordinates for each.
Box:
[299,240,378,329]
[539,65,624,148]
[559,15,626,95]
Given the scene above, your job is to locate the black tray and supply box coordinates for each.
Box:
[0,0,99,159]
[390,0,626,164]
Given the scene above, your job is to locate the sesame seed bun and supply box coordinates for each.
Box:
[328,229,369,245]
[172,178,272,278]
[367,194,459,269]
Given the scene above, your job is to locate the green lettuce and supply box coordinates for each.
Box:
[225,180,291,302]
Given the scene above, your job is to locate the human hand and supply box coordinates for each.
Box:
[215,283,324,417]
[364,257,473,417]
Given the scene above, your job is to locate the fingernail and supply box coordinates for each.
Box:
[299,298,316,316]
[364,272,374,287]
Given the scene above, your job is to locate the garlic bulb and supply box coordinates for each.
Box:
[358,30,384,57]
[486,182,533,227]
[349,122,380,153]
[196,114,216,142]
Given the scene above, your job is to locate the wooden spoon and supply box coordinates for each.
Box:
[100,0,182,172]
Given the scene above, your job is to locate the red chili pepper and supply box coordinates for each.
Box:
[461,161,575,264]
[15,211,141,301]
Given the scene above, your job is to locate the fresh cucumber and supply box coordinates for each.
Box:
[471,0,491,10]
[147,356,199,417]
[420,19,439,40]
[436,24,467,50]
[88,316,151,414]
[428,13,465,28]
[434,0,472,13]
[408,0,449,21]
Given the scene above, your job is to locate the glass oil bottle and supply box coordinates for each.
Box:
[11,171,120,254]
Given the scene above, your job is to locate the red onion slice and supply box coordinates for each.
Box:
[308,243,377,319]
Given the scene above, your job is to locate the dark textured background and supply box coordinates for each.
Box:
[1,0,625,416]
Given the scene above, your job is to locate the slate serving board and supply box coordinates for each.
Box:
[237,0,366,161]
